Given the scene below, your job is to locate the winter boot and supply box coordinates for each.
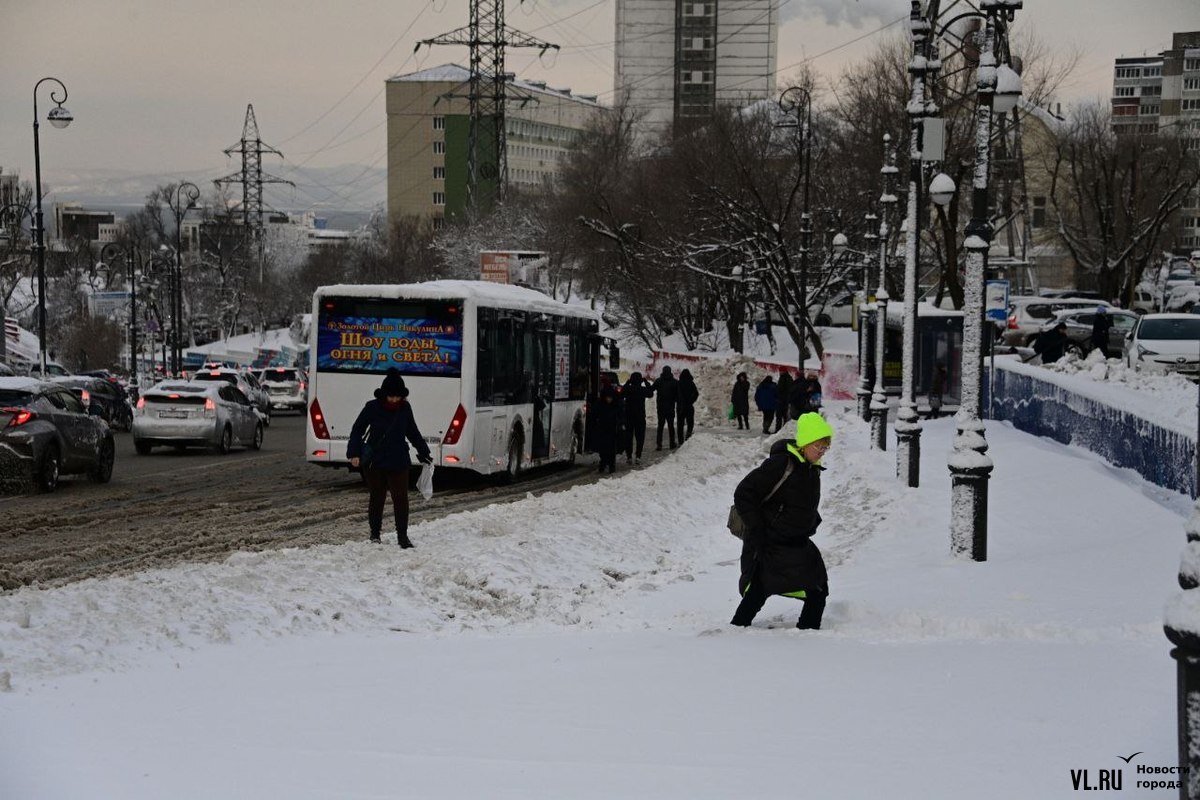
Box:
[368,513,383,543]
[396,513,413,548]
[796,591,827,630]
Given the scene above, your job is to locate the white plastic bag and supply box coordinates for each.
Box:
[417,464,435,500]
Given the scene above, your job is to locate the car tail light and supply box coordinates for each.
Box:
[80,389,91,405]
[310,397,330,440]
[442,404,467,445]
[1007,313,1017,329]
[3,407,35,428]
[136,397,146,413]
[204,397,217,417]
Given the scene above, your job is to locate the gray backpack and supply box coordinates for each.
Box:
[726,459,794,539]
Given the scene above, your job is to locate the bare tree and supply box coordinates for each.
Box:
[1045,101,1200,303]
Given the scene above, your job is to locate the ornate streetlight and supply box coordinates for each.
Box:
[31,77,73,375]
[778,87,814,368]
[949,0,1022,561]
[169,181,200,376]
[871,135,899,450]
[835,228,876,422]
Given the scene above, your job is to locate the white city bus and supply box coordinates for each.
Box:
[306,280,617,478]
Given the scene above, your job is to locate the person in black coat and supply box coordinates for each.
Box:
[773,371,794,432]
[1033,322,1069,364]
[730,412,833,630]
[676,368,700,443]
[651,366,679,450]
[593,384,622,474]
[730,372,751,430]
[1091,306,1114,358]
[754,375,778,434]
[347,368,433,547]
[621,371,654,464]
[787,372,823,420]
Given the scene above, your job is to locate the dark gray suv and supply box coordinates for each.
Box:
[0,377,115,491]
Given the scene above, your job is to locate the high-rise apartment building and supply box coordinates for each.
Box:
[615,0,778,141]
[385,64,604,227]
[1113,31,1200,247]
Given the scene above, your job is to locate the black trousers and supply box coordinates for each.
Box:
[676,406,694,442]
[365,466,410,537]
[625,416,647,459]
[761,410,776,434]
[731,580,827,629]
[656,412,676,448]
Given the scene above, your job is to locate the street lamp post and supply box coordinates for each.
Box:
[858,212,879,421]
[99,243,137,386]
[948,0,1022,561]
[169,182,200,377]
[779,87,814,368]
[871,135,899,450]
[896,0,944,488]
[31,77,73,375]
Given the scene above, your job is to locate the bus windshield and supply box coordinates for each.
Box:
[315,296,464,377]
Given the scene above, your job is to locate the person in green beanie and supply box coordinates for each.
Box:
[730,412,832,630]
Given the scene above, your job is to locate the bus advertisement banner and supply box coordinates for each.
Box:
[315,313,462,376]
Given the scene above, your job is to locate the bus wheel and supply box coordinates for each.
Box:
[504,436,523,483]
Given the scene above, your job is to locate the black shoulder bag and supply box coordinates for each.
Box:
[727,459,795,539]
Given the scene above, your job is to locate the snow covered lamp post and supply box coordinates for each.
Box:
[1164,499,1200,796]
[778,86,814,367]
[31,77,73,377]
[897,0,945,489]
[855,215,879,421]
[871,135,899,450]
[948,0,1021,561]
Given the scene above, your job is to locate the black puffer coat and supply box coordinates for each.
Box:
[733,439,828,597]
[347,398,432,471]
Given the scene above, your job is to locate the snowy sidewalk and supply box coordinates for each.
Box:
[0,406,1192,799]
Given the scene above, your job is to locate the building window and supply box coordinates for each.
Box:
[433,166,445,180]
[1114,86,1135,97]
[432,216,445,231]
[1114,67,1140,79]
[1141,104,1160,115]
[1144,85,1162,96]
[433,116,445,130]
[433,192,445,206]
[1032,196,1047,229]
[1183,99,1200,111]
[1113,105,1138,116]
[1145,66,1162,77]
[1185,78,1200,92]
[1186,58,1200,72]
[433,140,445,155]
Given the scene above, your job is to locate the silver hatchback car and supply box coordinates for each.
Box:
[132,381,264,455]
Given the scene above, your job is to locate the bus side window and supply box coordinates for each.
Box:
[477,308,494,406]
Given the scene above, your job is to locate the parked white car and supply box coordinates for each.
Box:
[1123,313,1200,375]
[132,381,264,454]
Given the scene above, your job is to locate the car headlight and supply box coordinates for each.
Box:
[1136,344,1159,358]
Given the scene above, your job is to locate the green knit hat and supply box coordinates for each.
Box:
[795,412,834,449]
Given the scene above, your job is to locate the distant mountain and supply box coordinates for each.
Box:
[34,163,387,216]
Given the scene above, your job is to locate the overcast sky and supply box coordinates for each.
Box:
[1,0,1196,199]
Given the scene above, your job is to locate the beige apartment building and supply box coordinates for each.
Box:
[385,64,604,228]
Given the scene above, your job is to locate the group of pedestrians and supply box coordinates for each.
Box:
[732,369,822,434]
[1032,306,1116,364]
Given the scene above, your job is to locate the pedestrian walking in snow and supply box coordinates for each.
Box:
[593,383,622,474]
[773,371,794,432]
[652,366,679,450]
[676,368,699,443]
[622,371,654,464]
[928,363,947,419]
[788,372,823,420]
[730,372,751,430]
[1091,306,1114,359]
[1033,322,1069,364]
[754,375,778,434]
[730,412,832,630]
[347,368,433,547]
